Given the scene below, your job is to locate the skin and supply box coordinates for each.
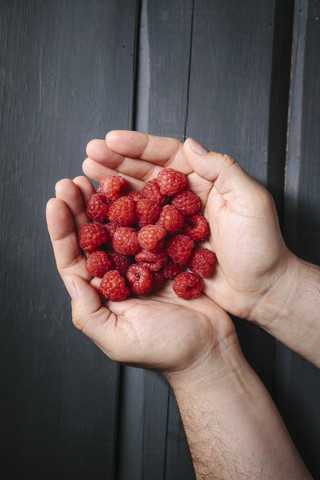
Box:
[46,131,317,479]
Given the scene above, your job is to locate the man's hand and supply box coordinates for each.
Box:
[83,130,320,368]
[46,176,236,376]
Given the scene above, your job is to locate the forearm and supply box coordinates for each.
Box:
[166,335,311,480]
[253,254,320,367]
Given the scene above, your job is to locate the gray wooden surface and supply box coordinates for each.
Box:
[0,0,319,479]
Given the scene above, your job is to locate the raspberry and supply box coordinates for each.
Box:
[136,199,162,227]
[86,250,114,277]
[165,234,195,265]
[173,272,203,299]
[135,250,168,272]
[163,260,184,279]
[183,213,209,242]
[99,270,130,301]
[99,175,128,201]
[86,194,111,223]
[126,264,153,295]
[112,227,141,255]
[158,205,184,234]
[141,179,169,205]
[108,196,137,226]
[79,223,108,253]
[152,271,165,291]
[127,191,144,201]
[108,252,133,275]
[137,225,167,253]
[157,168,187,196]
[104,222,118,244]
[172,189,200,215]
[188,248,217,278]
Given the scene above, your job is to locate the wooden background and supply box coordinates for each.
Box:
[0,0,319,478]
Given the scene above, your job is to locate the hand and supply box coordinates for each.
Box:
[46,176,238,377]
[84,131,297,328]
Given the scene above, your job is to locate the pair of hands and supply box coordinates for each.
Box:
[46,131,295,380]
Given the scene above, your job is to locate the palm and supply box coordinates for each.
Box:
[84,131,289,321]
[46,172,234,374]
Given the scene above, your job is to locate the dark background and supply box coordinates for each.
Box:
[0,0,319,478]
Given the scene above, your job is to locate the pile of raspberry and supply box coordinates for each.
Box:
[78,168,216,301]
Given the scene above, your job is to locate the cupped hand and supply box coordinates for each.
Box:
[46,177,237,377]
[83,131,296,326]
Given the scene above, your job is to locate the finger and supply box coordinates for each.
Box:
[73,175,96,204]
[82,157,145,191]
[46,198,90,280]
[184,138,257,196]
[55,179,89,232]
[106,130,193,175]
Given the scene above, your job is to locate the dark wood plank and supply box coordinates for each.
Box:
[277,1,320,477]
[186,0,294,392]
[115,1,195,479]
[0,1,138,478]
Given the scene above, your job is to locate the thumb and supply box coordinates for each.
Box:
[183,138,257,195]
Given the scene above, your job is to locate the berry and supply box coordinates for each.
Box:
[79,223,108,253]
[86,250,114,277]
[127,191,144,201]
[188,248,216,278]
[183,213,209,242]
[104,222,118,244]
[152,271,165,291]
[108,252,133,275]
[173,272,203,299]
[157,168,187,196]
[142,179,169,205]
[99,175,128,201]
[108,196,137,226]
[165,234,195,265]
[136,199,162,227]
[86,194,111,223]
[137,225,167,253]
[158,205,184,234]
[135,250,168,272]
[126,264,153,295]
[172,189,200,215]
[112,227,141,255]
[99,270,130,301]
[163,260,184,279]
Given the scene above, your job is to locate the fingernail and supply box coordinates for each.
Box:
[63,276,78,299]
[187,138,208,155]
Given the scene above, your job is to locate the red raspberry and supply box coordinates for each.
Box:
[163,260,184,279]
[165,234,195,265]
[141,179,169,205]
[104,222,118,244]
[136,199,162,227]
[157,168,187,196]
[79,223,108,253]
[86,250,114,277]
[188,248,216,278]
[158,205,184,234]
[135,250,168,272]
[112,227,141,255]
[126,264,153,295]
[172,189,200,215]
[127,191,144,201]
[108,196,137,226]
[173,272,203,299]
[99,175,128,201]
[108,252,133,275]
[86,194,111,223]
[99,270,130,301]
[183,213,209,242]
[137,225,167,252]
[152,271,165,291]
